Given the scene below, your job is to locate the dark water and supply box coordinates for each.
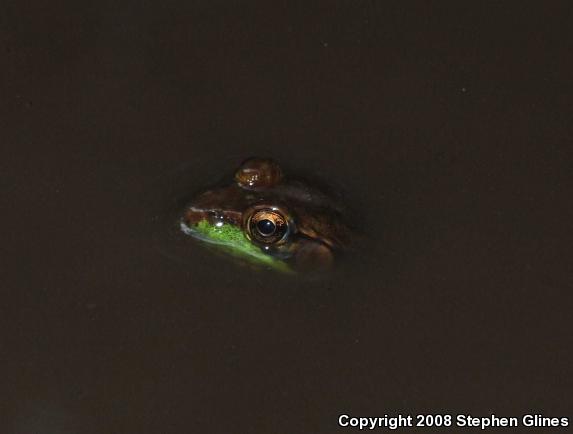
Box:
[3,2,572,433]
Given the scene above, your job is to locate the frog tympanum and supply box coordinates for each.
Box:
[180,158,350,273]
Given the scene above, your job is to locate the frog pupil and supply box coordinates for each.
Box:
[257,219,276,236]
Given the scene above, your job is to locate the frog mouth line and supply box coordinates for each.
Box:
[180,220,236,245]
[179,219,293,273]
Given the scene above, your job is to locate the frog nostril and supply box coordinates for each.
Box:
[256,219,276,236]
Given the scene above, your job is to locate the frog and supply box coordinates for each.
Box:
[180,158,351,273]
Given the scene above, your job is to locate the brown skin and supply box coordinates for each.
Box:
[183,158,350,271]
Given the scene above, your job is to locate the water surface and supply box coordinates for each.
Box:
[4,2,572,433]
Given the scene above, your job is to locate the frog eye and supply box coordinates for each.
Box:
[246,209,290,244]
[235,158,283,189]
